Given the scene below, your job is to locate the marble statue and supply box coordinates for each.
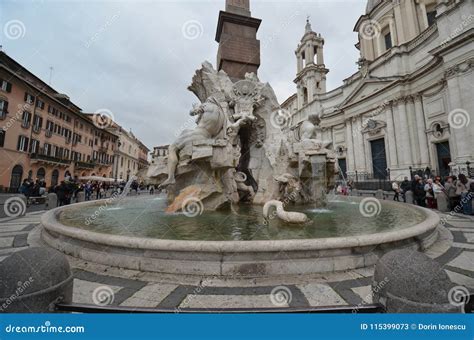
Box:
[147,61,336,213]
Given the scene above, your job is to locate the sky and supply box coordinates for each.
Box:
[1,0,366,149]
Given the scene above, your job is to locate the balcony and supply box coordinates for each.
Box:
[45,130,52,138]
[30,153,71,167]
[65,137,71,144]
[32,125,41,134]
[74,161,96,170]
[21,121,30,129]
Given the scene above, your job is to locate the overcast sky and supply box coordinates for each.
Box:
[1,0,366,149]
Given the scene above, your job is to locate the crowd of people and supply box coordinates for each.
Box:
[18,176,149,207]
[391,174,473,215]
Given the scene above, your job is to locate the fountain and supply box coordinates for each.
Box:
[40,62,440,278]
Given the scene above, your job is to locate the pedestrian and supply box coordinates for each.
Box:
[414,178,426,207]
[392,181,400,202]
[444,176,459,210]
[411,175,420,204]
[432,176,444,209]
[85,181,92,201]
[456,174,473,215]
[400,176,411,203]
[424,179,436,209]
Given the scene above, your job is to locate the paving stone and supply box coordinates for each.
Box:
[72,279,122,305]
[464,233,474,243]
[352,285,372,304]
[121,283,178,307]
[298,283,347,306]
[353,267,375,277]
[0,237,14,248]
[179,294,286,309]
[452,242,474,250]
[445,270,474,289]
[448,251,474,273]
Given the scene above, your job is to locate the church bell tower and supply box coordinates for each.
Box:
[215,0,262,81]
[294,19,329,109]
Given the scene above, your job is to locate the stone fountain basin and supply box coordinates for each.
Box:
[40,199,440,277]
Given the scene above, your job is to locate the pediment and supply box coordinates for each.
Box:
[339,78,396,108]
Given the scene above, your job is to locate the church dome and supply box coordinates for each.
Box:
[366,0,382,14]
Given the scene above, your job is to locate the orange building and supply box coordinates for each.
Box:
[0,51,118,192]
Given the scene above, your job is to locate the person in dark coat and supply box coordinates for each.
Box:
[413,178,426,207]
[400,176,411,203]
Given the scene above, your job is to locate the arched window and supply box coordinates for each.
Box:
[10,165,23,191]
[51,169,59,187]
[37,167,46,180]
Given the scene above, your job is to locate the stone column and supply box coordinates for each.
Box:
[385,105,398,168]
[317,45,324,65]
[393,2,406,44]
[446,74,472,162]
[345,120,356,173]
[306,44,313,65]
[418,1,429,31]
[297,55,303,73]
[404,0,419,39]
[297,85,303,110]
[406,96,421,166]
[353,117,366,171]
[396,98,412,166]
[413,94,430,166]
[389,18,397,46]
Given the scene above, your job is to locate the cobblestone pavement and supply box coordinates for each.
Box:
[0,210,473,310]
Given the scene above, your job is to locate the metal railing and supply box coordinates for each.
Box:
[55,303,385,314]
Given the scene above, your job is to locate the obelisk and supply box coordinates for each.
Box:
[215,0,261,81]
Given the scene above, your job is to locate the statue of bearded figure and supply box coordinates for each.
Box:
[160,96,255,187]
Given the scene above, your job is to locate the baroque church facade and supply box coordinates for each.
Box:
[281,0,473,181]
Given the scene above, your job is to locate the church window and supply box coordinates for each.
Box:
[427,10,436,26]
[384,31,392,50]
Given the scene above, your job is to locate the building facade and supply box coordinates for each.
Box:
[0,51,119,191]
[282,0,473,180]
[109,124,149,181]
